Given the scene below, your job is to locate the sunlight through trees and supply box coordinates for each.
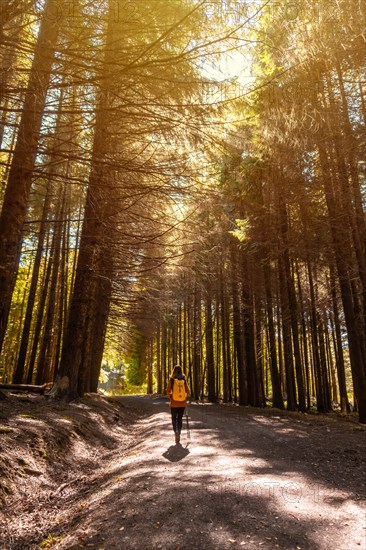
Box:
[0,0,365,422]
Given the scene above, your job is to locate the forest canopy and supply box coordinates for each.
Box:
[0,0,366,422]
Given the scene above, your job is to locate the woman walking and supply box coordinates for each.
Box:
[166,365,190,444]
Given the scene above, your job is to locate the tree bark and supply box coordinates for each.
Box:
[26,235,53,384]
[316,127,366,422]
[231,248,248,405]
[242,253,261,407]
[12,183,53,383]
[205,289,216,402]
[0,0,63,353]
[51,5,121,398]
[192,281,201,400]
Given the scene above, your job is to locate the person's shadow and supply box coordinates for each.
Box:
[162,444,190,462]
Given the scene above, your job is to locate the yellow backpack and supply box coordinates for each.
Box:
[172,377,186,401]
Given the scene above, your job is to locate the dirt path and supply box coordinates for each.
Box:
[55,396,365,550]
[1,394,365,549]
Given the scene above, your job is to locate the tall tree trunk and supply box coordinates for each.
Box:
[205,288,216,402]
[329,266,349,414]
[156,324,161,394]
[162,320,168,390]
[35,196,63,385]
[278,255,297,411]
[147,339,153,394]
[242,253,261,407]
[254,289,265,406]
[231,247,248,405]
[263,263,284,409]
[278,196,306,411]
[225,296,233,403]
[12,183,53,383]
[308,261,326,412]
[84,250,113,394]
[220,262,232,402]
[325,321,338,404]
[325,70,366,343]
[26,239,53,384]
[51,5,122,398]
[183,296,188,377]
[295,261,311,409]
[52,219,68,383]
[0,0,63,353]
[215,286,221,399]
[317,132,366,422]
[192,281,201,401]
[318,318,332,412]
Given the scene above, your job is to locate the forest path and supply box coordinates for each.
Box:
[57,395,365,550]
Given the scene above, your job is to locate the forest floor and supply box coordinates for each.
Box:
[0,393,365,550]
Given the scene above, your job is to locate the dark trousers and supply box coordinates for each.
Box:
[171,407,185,433]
